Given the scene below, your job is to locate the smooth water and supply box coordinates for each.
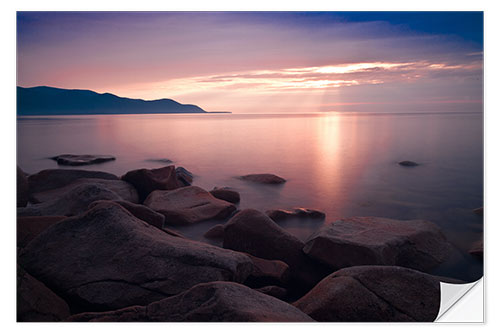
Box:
[17,112,484,281]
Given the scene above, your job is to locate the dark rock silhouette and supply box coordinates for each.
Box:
[17,216,67,248]
[17,86,206,115]
[203,224,225,239]
[210,187,240,203]
[238,174,286,184]
[303,216,451,272]
[121,165,181,201]
[51,154,116,166]
[398,160,419,167]
[68,282,313,322]
[266,208,325,222]
[293,265,441,322]
[28,169,118,194]
[255,285,287,300]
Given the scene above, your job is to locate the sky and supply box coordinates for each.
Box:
[17,12,483,113]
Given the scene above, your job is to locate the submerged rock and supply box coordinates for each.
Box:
[238,174,286,184]
[17,166,29,207]
[121,165,181,201]
[31,178,139,204]
[266,208,325,222]
[17,216,67,248]
[19,202,253,311]
[210,187,240,204]
[398,161,419,167]
[28,169,118,194]
[293,265,441,322]
[68,281,313,322]
[18,183,123,217]
[51,154,116,166]
[89,200,165,229]
[303,217,451,272]
[223,209,325,289]
[144,186,236,226]
[17,265,70,322]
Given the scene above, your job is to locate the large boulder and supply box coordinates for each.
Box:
[266,208,325,222]
[17,166,29,207]
[68,281,313,322]
[89,200,165,229]
[18,202,253,311]
[51,154,116,166]
[293,265,441,322]
[303,217,451,272]
[31,178,139,204]
[144,186,236,226]
[17,216,67,248]
[28,169,118,194]
[223,209,325,289]
[238,174,286,184]
[121,165,181,201]
[17,265,71,322]
[18,183,123,217]
[210,187,240,204]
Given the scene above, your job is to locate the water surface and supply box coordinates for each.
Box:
[17,112,483,281]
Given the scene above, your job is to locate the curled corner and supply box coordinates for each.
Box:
[435,278,484,322]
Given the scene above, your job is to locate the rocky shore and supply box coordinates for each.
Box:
[16,162,469,322]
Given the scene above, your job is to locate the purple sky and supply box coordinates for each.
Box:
[17,12,483,113]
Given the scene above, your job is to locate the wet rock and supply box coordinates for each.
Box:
[255,286,288,301]
[19,202,253,311]
[223,209,325,289]
[89,200,164,229]
[68,281,313,322]
[28,169,118,194]
[245,254,290,287]
[31,178,139,204]
[293,265,441,322]
[469,240,483,258]
[17,166,29,207]
[51,154,116,166]
[238,174,286,184]
[204,224,225,239]
[18,183,123,217]
[473,207,483,216]
[17,265,70,322]
[176,167,193,186]
[266,208,325,222]
[210,187,240,204]
[303,216,451,272]
[121,165,181,201]
[398,161,419,167]
[17,216,67,248]
[144,186,236,226]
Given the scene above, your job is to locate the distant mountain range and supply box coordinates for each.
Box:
[17,86,207,115]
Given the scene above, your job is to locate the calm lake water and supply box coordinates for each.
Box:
[17,112,484,282]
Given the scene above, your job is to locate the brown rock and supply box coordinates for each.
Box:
[255,286,288,300]
[210,187,240,203]
[89,200,164,229]
[17,265,70,322]
[204,224,225,239]
[294,265,441,322]
[68,281,313,322]
[144,186,236,226]
[17,216,67,248]
[121,165,181,201]
[17,166,29,207]
[303,217,452,272]
[223,209,325,289]
[238,173,286,184]
[175,167,193,186]
[245,254,290,287]
[28,169,118,193]
[31,178,139,204]
[266,208,325,222]
[19,202,253,311]
[51,154,116,166]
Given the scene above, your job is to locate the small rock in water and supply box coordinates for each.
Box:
[398,160,419,167]
[238,174,286,184]
[51,154,116,166]
[210,187,240,203]
[145,158,173,164]
[266,208,325,222]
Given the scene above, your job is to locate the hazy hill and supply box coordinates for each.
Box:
[17,86,206,115]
